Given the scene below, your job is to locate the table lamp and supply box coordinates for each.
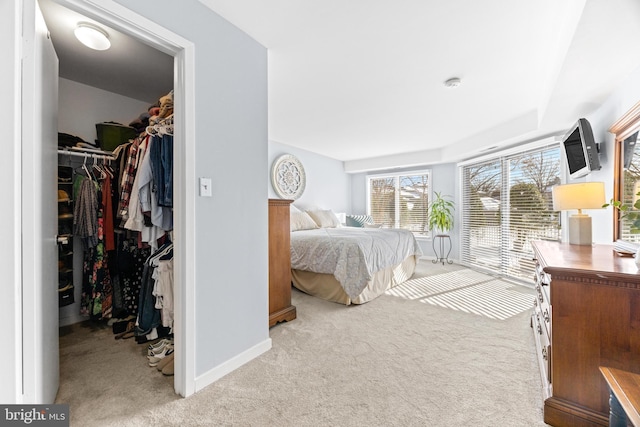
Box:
[552,182,605,245]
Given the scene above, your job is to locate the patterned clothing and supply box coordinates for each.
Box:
[118,134,147,223]
[102,174,115,252]
[116,237,150,316]
[80,183,112,320]
[74,177,99,249]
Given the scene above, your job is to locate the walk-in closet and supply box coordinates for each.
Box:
[40,0,178,395]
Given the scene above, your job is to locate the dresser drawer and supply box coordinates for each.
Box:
[534,283,551,338]
[532,254,552,398]
[532,309,552,385]
[535,262,551,286]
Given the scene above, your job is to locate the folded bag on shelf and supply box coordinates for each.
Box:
[95,122,138,151]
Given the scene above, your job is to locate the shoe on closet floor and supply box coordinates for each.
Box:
[114,321,135,340]
[148,346,173,367]
[162,359,174,376]
[156,353,174,372]
[147,339,172,357]
[148,338,172,352]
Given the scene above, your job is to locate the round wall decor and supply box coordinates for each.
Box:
[271,154,306,200]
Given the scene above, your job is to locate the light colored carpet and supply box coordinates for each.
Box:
[56,261,549,426]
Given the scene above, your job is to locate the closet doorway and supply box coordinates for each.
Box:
[23,0,196,402]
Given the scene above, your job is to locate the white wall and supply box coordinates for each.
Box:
[268,140,351,213]
[585,63,640,244]
[115,0,270,379]
[58,78,153,145]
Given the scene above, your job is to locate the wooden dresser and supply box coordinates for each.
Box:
[268,199,296,327]
[531,241,640,426]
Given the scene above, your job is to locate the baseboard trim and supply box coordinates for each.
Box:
[194,338,272,393]
[544,396,608,426]
[59,314,85,328]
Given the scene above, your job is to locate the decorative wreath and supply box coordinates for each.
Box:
[271,154,306,200]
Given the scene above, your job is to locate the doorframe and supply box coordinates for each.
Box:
[45,0,196,397]
[21,0,61,403]
[2,0,23,404]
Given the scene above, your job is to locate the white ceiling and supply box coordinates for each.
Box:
[39,0,640,167]
[199,0,640,166]
[39,0,173,105]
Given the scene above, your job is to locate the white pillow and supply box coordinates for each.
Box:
[364,223,382,228]
[290,211,319,231]
[307,209,341,228]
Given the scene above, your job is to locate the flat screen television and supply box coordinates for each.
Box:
[561,118,601,179]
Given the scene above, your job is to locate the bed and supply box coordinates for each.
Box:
[290,223,422,305]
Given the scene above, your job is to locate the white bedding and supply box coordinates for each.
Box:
[290,227,422,299]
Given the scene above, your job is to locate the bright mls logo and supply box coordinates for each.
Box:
[1,405,68,426]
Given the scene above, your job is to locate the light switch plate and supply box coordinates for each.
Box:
[199,177,212,197]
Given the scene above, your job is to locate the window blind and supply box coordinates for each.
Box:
[368,171,431,235]
[461,145,561,282]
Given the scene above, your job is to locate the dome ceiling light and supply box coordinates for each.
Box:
[443,77,462,89]
[74,22,111,51]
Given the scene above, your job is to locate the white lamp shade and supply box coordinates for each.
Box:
[74,23,111,51]
[552,182,605,245]
[552,182,605,212]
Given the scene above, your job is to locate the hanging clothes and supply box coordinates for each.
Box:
[79,175,113,320]
[152,245,174,329]
[118,134,146,224]
[115,236,150,317]
[102,171,115,252]
[149,132,174,208]
[135,257,161,337]
[123,136,149,232]
[138,136,173,235]
[113,142,131,208]
[74,176,99,250]
[136,242,173,336]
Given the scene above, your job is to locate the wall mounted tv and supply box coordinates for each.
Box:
[561,118,601,179]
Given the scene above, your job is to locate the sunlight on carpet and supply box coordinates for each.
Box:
[386,269,534,320]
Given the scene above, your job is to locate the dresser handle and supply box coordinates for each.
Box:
[542,347,548,360]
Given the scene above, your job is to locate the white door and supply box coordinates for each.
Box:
[21,0,60,403]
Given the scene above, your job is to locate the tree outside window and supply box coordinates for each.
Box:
[368,171,431,236]
[461,145,561,282]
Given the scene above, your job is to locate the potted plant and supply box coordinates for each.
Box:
[428,191,455,235]
[603,192,640,234]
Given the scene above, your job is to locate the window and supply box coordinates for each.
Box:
[460,144,561,282]
[611,100,640,241]
[616,132,640,241]
[367,171,431,236]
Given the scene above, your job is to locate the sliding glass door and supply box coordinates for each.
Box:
[461,145,561,283]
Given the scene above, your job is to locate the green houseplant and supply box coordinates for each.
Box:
[428,192,454,234]
[603,191,640,233]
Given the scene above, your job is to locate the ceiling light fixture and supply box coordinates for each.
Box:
[443,77,462,89]
[74,22,111,51]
